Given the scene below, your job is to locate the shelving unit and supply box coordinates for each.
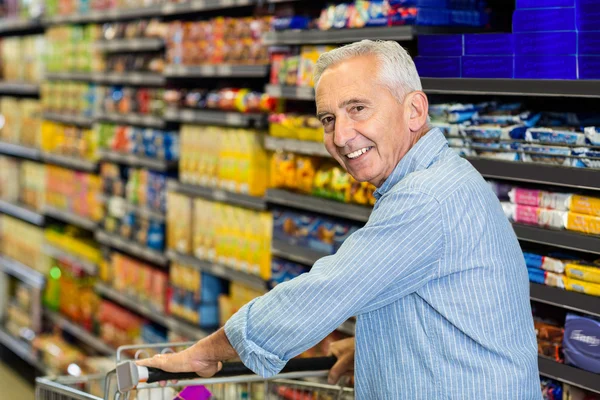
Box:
[168,181,267,211]
[42,206,97,231]
[421,78,600,98]
[95,111,165,129]
[95,230,169,267]
[94,282,209,340]
[0,329,46,373]
[538,357,600,394]
[513,224,600,256]
[167,250,268,292]
[95,72,166,86]
[0,200,44,226]
[44,309,116,356]
[123,202,165,222]
[162,0,256,15]
[0,142,41,160]
[265,84,314,101]
[42,112,94,128]
[0,255,45,288]
[164,107,267,128]
[43,244,98,276]
[0,81,39,96]
[271,239,326,266]
[267,189,371,222]
[95,38,164,53]
[163,64,269,78]
[0,18,44,35]
[99,150,177,172]
[262,26,413,45]
[530,283,600,319]
[264,136,329,157]
[41,153,98,172]
[44,4,164,24]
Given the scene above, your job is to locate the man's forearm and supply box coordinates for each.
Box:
[190,328,238,362]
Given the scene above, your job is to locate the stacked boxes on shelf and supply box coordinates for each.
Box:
[0,156,46,210]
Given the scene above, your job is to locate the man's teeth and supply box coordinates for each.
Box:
[347,147,371,159]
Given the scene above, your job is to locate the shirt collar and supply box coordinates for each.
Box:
[374,127,448,200]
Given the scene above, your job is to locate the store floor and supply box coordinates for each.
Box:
[0,360,35,399]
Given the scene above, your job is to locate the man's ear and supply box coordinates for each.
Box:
[406,91,429,133]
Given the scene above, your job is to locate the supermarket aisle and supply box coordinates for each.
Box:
[0,360,34,399]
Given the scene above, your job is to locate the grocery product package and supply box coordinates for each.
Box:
[563,313,600,374]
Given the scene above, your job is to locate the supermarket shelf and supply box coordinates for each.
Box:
[0,142,41,160]
[0,255,45,288]
[467,157,600,192]
[164,107,267,128]
[94,282,209,340]
[95,229,169,267]
[124,202,165,222]
[0,81,39,96]
[265,84,314,101]
[421,78,600,98]
[97,72,165,86]
[271,239,327,266]
[167,250,268,292]
[538,357,600,394]
[95,38,164,53]
[266,189,371,222]
[264,136,330,157]
[530,283,600,319]
[0,200,44,226]
[262,26,413,45]
[0,329,46,373]
[95,111,165,128]
[99,150,177,172]
[162,0,255,15]
[168,181,267,211]
[43,244,97,276]
[42,112,94,128]
[44,4,163,24]
[42,206,97,231]
[45,71,97,82]
[164,64,269,78]
[45,309,115,356]
[41,153,98,172]
[513,224,600,256]
[0,18,45,35]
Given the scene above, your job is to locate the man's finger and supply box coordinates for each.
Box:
[328,356,351,385]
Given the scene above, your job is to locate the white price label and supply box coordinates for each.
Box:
[131,74,143,84]
[181,109,195,121]
[225,113,243,126]
[163,3,176,13]
[222,0,234,6]
[131,40,142,50]
[219,65,233,76]
[212,264,226,277]
[270,86,282,97]
[201,65,215,75]
[213,190,227,202]
[192,0,206,10]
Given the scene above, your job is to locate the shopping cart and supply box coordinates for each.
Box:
[35,341,355,400]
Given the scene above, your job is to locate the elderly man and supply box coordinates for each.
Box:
[138,40,541,399]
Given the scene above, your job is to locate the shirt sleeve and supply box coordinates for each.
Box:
[224,190,444,377]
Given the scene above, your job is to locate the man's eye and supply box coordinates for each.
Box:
[353,105,365,112]
[321,116,334,126]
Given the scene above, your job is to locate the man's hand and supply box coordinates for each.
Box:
[135,346,223,378]
[327,337,355,385]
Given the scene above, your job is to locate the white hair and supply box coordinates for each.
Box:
[314,40,422,102]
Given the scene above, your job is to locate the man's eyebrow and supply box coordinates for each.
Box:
[316,98,371,119]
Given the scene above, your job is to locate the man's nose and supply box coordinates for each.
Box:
[333,114,356,148]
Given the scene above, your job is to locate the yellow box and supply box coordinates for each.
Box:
[566,277,600,297]
[570,194,600,217]
[565,262,600,284]
[566,211,600,235]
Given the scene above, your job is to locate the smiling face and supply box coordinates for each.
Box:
[316,54,428,187]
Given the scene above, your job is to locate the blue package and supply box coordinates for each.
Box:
[333,225,359,252]
[462,56,514,78]
[516,0,575,7]
[563,313,600,374]
[141,324,168,344]
[414,56,461,77]
[446,109,478,124]
[365,1,389,27]
[540,378,563,400]
[200,273,225,303]
[389,0,417,6]
[512,8,576,32]
[584,127,600,145]
[577,3,600,31]
[528,267,546,284]
[333,4,350,29]
[197,303,219,328]
[464,125,527,140]
[416,0,449,6]
[272,16,310,31]
[514,32,577,56]
[525,128,586,145]
[464,34,514,56]
[307,219,337,254]
[418,35,464,57]
[475,112,541,127]
[524,252,544,269]
[578,32,600,55]
[270,258,288,287]
[416,8,451,26]
[147,220,165,251]
[578,56,600,80]
[144,129,158,158]
[450,9,489,27]
[515,56,577,79]
[572,148,600,169]
[521,144,573,166]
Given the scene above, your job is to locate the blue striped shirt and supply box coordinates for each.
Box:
[225,128,541,399]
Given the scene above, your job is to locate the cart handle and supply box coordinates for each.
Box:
[116,356,337,392]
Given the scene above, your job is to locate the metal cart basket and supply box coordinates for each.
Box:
[36,341,355,400]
